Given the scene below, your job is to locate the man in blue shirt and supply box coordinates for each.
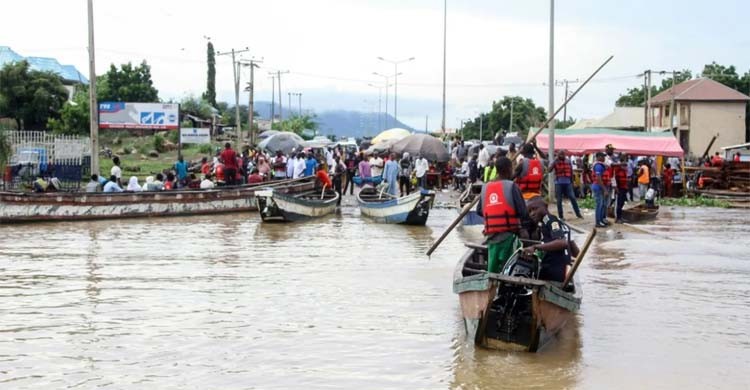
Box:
[592,152,609,227]
[304,154,318,177]
[174,156,189,187]
[626,154,636,201]
[103,175,123,193]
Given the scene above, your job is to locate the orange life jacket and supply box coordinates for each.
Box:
[483,180,521,235]
[553,159,572,178]
[515,158,543,194]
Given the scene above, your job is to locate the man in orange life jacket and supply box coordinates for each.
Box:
[514,143,544,200]
[476,156,529,274]
[549,149,583,220]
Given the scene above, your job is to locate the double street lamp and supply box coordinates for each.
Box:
[376,56,414,125]
[372,72,401,129]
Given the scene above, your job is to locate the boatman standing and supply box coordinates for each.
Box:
[476,156,529,274]
[382,153,401,197]
[514,144,544,200]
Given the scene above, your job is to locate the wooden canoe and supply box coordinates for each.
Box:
[357,187,434,225]
[255,186,339,222]
[459,182,484,226]
[0,177,315,223]
[453,246,582,352]
[610,203,659,223]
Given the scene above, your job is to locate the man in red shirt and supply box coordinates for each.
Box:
[220,142,238,186]
[316,164,333,190]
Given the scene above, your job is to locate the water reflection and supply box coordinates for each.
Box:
[0,207,748,389]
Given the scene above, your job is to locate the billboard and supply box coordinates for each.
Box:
[180,128,211,144]
[99,102,179,130]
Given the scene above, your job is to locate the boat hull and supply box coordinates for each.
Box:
[453,248,581,352]
[256,188,339,223]
[0,178,314,224]
[357,190,434,225]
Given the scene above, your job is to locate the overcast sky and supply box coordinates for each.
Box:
[3,0,749,130]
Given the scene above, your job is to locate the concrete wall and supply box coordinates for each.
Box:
[688,102,746,157]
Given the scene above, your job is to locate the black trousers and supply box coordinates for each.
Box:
[225,168,237,186]
[399,176,411,195]
[616,188,628,220]
[344,170,356,195]
[333,178,343,205]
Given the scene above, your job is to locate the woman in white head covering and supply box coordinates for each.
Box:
[126,176,142,192]
[142,176,154,191]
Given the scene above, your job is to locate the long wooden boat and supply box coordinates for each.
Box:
[255,186,339,222]
[459,183,484,226]
[453,246,581,352]
[609,203,659,223]
[0,177,314,224]
[356,187,434,225]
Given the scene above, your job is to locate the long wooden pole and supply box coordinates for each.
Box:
[87,0,99,175]
[562,227,596,288]
[425,55,614,257]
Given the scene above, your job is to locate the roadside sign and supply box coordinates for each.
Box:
[180,128,211,144]
[99,102,179,130]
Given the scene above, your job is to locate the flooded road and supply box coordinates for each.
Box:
[0,205,748,389]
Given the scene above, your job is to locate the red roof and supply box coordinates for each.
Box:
[651,78,750,104]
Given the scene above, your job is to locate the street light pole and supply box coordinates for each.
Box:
[373,72,400,128]
[87,0,99,175]
[441,0,447,137]
[377,56,415,124]
[547,0,555,203]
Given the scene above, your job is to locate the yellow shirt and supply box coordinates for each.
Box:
[638,165,650,185]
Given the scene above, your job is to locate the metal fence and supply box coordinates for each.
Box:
[2,131,91,191]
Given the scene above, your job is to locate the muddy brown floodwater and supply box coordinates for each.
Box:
[0,205,748,389]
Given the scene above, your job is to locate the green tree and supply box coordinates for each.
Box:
[272,114,319,138]
[48,88,90,135]
[98,61,159,102]
[616,70,693,107]
[460,96,546,141]
[202,42,216,106]
[556,117,576,129]
[0,61,69,129]
[180,95,215,119]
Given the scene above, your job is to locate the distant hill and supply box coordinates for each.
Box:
[253,102,415,138]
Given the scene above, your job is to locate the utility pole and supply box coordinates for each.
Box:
[643,71,648,131]
[287,92,292,117]
[367,83,385,131]
[548,0,555,203]
[297,93,302,116]
[241,58,262,146]
[268,74,276,126]
[646,69,652,132]
[441,0,447,137]
[425,115,428,133]
[87,0,99,175]
[556,79,580,122]
[479,113,484,141]
[217,47,250,144]
[276,70,289,121]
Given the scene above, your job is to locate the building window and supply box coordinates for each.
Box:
[680,105,689,126]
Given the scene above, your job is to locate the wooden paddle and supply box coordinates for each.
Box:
[562,227,596,288]
[425,55,614,257]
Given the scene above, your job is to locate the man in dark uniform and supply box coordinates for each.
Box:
[524,197,580,282]
[476,156,529,273]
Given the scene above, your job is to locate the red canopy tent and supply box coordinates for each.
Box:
[533,128,684,157]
